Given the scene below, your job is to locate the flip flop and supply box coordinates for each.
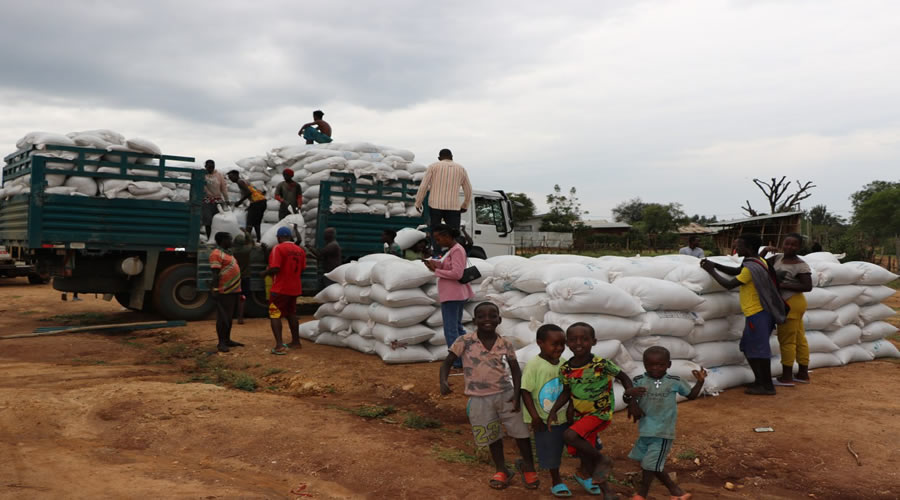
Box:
[551,483,573,497]
[489,470,515,490]
[270,348,287,355]
[772,378,795,387]
[572,474,603,495]
[793,378,810,384]
[515,458,540,489]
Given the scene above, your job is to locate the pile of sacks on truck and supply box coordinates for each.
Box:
[1,131,428,247]
[304,251,899,410]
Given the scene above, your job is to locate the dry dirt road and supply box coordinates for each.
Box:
[1,280,898,499]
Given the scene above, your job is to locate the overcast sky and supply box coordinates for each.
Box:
[2,0,897,220]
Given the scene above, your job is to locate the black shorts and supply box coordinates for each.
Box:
[247,200,266,228]
[202,201,219,227]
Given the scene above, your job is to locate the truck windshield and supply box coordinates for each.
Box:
[475,197,508,232]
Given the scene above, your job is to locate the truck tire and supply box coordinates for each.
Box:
[114,292,155,313]
[151,263,215,321]
[242,290,270,318]
[27,273,49,285]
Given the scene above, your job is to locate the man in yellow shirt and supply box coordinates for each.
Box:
[700,234,786,396]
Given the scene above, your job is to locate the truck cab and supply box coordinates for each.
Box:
[465,189,516,257]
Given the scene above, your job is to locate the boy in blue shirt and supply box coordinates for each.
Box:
[624,346,706,500]
[521,324,571,497]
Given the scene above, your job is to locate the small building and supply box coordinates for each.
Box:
[581,219,632,235]
[707,211,803,255]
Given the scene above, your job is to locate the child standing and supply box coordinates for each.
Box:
[548,322,636,498]
[624,347,706,500]
[439,302,538,490]
[521,324,572,497]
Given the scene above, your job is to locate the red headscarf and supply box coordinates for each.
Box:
[283,168,294,178]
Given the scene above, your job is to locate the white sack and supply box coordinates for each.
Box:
[835,345,875,365]
[298,320,320,341]
[315,332,348,347]
[804,309,839,331]
[374,342,433,364]
[325,263,351,285]
[344,334,376,354]
[369,284,434,307]
[855,285,897,306]
[638,311,702,337]
[261,213,306,247]
[811,262,864,286]
[501,293,550,322]
[208,211,242,241]
[823,285,865,308]
[804,287,838,310]
[859,303,896,324]
[825,325,863,348]
[845,261,899,285]
[613,277,704,311]
[664,264,727,294]
[126,137,161,155]
[371,259,435,291]
[546,277,644,317]
[684,315,743,344]
[314,283,344,303]
[370,323,434,345]
[344,261,377,286]
[808,352,842,369]
[860,339,900,359]
[513,263,610,293]
[694,292,741,320]
[318,316,351,335]
[691,340,745,367]
[368,303,435,327]
[544,311,643,342]
[395,228,427,250]
[703,365,755,394]
[860,321,898,342]
[626,336,696,361]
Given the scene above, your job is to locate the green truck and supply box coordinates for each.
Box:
[1,145,516,321]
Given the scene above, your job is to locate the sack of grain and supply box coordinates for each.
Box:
[546,278,644,317]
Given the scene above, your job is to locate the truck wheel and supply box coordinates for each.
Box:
[242,290,270,318]
[151,263,215,321]
[114,292,155,313]
[27,273,49,285]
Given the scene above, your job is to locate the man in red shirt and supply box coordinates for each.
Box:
[263,226,307,354]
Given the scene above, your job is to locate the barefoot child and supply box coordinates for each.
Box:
[548,322,636,498]
[521,324,572,497]
[624,347,706,500]
[439,302,538,490]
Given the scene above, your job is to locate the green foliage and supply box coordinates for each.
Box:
[854,186,900,239]
[612,198,647,224]
[676,449,698,460]
[806,204,845,226]
[507,192,537,224]
[540,185,586,232]
[850,181,900,213]
[403,413,443,429]
[231,373,258,392]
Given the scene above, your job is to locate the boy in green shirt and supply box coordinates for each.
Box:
[521,324,572,497]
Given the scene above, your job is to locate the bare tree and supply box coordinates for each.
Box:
[742,177,816,216]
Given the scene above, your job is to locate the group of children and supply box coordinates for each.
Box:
[439,302,706,499]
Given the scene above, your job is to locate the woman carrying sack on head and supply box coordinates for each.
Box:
[424,224,474,370]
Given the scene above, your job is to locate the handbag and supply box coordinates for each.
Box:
[459,258,481,284]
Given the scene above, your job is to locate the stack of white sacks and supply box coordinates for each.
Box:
[306,250,898,411]
[230,142,426,246]
[0,130,196,202]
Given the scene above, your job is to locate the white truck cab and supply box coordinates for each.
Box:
[461,189,516,258]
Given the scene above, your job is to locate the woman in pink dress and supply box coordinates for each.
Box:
[424,224,474,368]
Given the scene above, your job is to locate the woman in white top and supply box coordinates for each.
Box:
[764,233,813,386]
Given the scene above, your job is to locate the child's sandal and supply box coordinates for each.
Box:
[552,483,573,497]
[489,471,515,490]
[515,458,540,489]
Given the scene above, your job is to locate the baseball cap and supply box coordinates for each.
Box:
[276,226,292,238]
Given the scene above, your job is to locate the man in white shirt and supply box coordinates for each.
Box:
[679,235,705,258]
[203,160,228,238]
[414,149,473,232]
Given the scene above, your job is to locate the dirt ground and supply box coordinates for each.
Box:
[1,280,898,500]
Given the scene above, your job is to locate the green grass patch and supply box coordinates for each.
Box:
[431,445,481,465]
[184,354,257,392]
[230,372,258,392]
[403,413,442,429]
[155,343,201,359]
[71,358,107,365]
[349,404,396,419]
[676,449,698,460]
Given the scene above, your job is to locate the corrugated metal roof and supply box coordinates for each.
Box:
[707,211,803,227]
[677,223,718,234]
[582,219,632,229]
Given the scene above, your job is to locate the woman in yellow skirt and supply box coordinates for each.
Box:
[765,234,814,386]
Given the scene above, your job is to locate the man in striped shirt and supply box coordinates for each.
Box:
[414,149,473,235]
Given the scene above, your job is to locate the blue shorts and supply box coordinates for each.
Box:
[629,436,673,472]
[740,309,774,359]
[534,424,569,470]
